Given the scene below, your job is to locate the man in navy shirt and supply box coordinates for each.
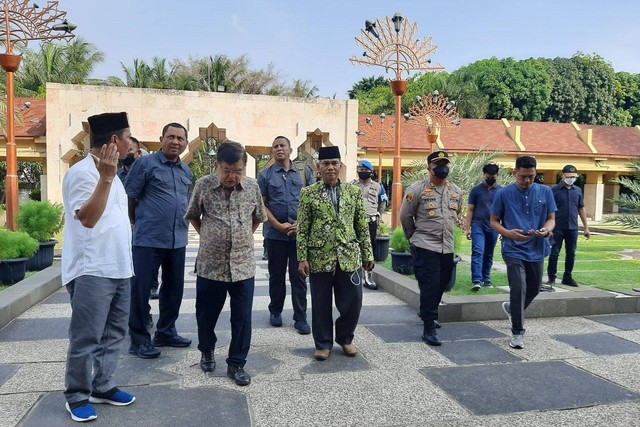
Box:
[125,123,193,359]
[465,163,501,291]
[491,156,556,350]
[258,136,315,334]
[544,165,590,290]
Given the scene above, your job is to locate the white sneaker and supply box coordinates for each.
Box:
[510,334,524,349]
[502,302,512,324]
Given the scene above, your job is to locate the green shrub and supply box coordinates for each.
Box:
[29,189,42,201]
[390,227,410,253]
[454,226,463,255]
[0,229,39,259]
[16,201,64,242]
[377,222,391,237]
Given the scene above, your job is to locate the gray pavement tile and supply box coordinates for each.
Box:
[20,385,250,427]
[490,336,593,361]
[113,355,182,386]
[421,360,640,416]
[358,304,422,324]
[366,322,506,344]
[0,361,64,394]
[424,401,640,427]
[0,393,40,427]
[567,354,640,393]
[0,318,69,341]
[0,339,68,364]
[294,347,373,374]
[586,313,640,330]
[433,340,522,365]
[0,364,18,388]
[554,332,640,355]
[610,329,640,345]
[479,316,619,337]
[249,370,468,426]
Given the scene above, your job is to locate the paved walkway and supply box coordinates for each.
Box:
[1,230,639,426]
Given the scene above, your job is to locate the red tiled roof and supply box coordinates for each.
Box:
[15,97,46,138]
[357,116,640,159]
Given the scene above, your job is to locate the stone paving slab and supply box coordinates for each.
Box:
[20,385,251,427]
[586,313,640,330]
[554,332,640,355]
[421,360,640,416]
[433,340,522,365]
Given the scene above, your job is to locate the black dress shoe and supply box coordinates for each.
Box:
[129,343,161,359]
[227,365,251,386]
[269,313,283,327]
[199,350,215,372]
[422,331,442,346]
[152,334,192,348]
[561,278,578,287]
[363,282,378,290]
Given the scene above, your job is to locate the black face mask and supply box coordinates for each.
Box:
[358,171,372,180]
[485,178,496,186]
[433,165,449,179]
[120,154,136,167]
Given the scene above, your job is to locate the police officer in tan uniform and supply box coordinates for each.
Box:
[400,150,462,346]
[351,160,388,290]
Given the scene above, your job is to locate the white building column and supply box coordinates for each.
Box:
[583,172,604,221]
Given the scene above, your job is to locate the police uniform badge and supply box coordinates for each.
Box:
[451,202,458,209]
[451,193,459,199]
[405,193,414,203]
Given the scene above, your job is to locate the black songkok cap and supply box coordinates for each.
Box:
[427,150,450,164]
[88,112,129,135]
[318,146,341,160]
[562,164,578,173]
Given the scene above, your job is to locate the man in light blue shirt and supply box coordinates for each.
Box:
[491,156,556,350]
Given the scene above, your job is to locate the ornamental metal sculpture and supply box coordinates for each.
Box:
[409,91,460,147]
[349,13,444,80]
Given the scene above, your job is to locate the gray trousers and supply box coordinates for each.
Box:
[64,275,130,404]
[504,257,542,335]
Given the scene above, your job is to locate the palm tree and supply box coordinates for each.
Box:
[16,37,105,95]
[606,159,640,228]
[119,58,152,88]
[288,79,319,98]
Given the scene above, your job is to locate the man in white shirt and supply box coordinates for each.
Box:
[61,112,136,422]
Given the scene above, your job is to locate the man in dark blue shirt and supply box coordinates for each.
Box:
[465,163,501,291]
[125,123,193,359]
[544,165,590,290]
[258,136,315,335]
[491,156,556,350]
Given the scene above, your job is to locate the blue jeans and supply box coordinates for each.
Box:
[547,229,579,281]
[470,224,499,284]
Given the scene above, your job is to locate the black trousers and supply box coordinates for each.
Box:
[196,276,254,367]
[413,246,454,322]
[368,221,377,260]
[129,246,185,345]
[309,269,362,350]
[504,256,542,335]
[266,239,308,322]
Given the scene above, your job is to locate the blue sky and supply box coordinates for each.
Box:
[58,0,640,98]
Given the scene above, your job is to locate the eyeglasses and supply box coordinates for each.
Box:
[220,168,244,176]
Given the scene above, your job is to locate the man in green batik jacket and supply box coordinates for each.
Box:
[297,146,374,362]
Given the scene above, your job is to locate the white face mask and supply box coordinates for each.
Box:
[564,177,577,186]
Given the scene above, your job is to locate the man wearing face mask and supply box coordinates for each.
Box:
[116,137,142,184]
[400,150,463,346]
[465,164,501,291]
[351,160,388,290]
[544,165,590,291]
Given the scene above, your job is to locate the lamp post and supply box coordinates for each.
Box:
[409,91,460,153]
[361,113,393,183]
[351,12,444,229]
[1,0,75,230]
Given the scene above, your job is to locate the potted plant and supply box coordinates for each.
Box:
[0,229,39,284]
[445,226,464,292]
[390,227,413,275]
[16,200,64,271]
[374,222,391,262]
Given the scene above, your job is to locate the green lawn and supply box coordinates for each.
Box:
[378,233,640,295]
